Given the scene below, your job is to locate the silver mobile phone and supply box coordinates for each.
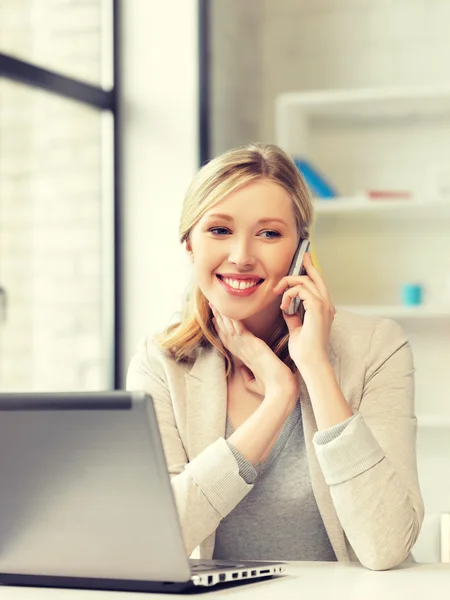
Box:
[284,239,311,318]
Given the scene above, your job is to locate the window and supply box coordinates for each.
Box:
[0,0,119,391]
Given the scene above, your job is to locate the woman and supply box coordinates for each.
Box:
[127,143,424,570]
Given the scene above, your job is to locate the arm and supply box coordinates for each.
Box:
[126,339,292,555]
[308,319,424,571]
[275,253,423,569]
[301,360,352,430]
[228,391,292,467]
[208,303,300,466]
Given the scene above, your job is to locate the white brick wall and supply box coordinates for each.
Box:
[0,1,107,391]
[0,0,102,84]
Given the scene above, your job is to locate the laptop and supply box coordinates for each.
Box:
[0,391,285,592]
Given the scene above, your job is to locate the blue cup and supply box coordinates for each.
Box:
[401,283,423,306]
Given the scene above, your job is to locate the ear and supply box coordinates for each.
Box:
[185,238,194,263]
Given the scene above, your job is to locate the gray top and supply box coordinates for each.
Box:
[213,401,353,561]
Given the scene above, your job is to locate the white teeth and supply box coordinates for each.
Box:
[223,277,259,290]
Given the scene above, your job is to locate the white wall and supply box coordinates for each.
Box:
[261,0,450,141]
[209,0,263,157]
[210,0,450,146]
[120,0,199,383]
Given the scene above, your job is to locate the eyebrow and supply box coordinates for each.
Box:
[205,213,289,227]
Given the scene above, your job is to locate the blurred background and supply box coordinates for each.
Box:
[0,0,449,564]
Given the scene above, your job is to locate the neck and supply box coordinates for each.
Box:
[242,302,286,345]
[227,302,287,376]
[230,309,286,378]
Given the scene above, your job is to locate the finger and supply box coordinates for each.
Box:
[280,284,327,333]
[279,283,320,312]
[302,252,333,303]
[231,319,244,335]
[293,278,325,309]
[209,303,230,335]
[273,275,308,295]
[244,378,264,397]
[240,366,264,396]
[211,317,223,340]
[209,303,235,335]
[275,276,329,321]
[282,310,302,334]
[240,365,253,382]
[285,272,336,318]
[221,314,238,336]
[279,286,299,311]
[221,313,245,337]
[209,302,221,324]
[278,286,304,332]
[274,274,320,295]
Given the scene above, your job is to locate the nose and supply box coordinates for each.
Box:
[228,236,256,268]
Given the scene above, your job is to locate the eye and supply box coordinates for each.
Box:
[208,227,230,236]
[260,230,281,239]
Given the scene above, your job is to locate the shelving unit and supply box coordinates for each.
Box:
[313,197,450,219]
[277,85,450,116]
[276,86,450,564]
[337,304,450,320]
[417,415,450,428]
[276,86,450,154]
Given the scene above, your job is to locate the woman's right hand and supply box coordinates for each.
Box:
[209,303,300,412]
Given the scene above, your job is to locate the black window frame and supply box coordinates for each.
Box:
[0,0,122,388]
[198,0,210,166]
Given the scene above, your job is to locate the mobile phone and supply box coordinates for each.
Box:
[284,239,311,318]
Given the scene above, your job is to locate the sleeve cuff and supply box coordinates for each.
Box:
[184,438,253,517]
[314,412,359,445]
[226,440,258,484]
[313,413,385,485]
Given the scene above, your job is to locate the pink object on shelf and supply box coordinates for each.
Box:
[364,190,412,200]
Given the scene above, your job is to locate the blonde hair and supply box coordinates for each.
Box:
[156,143,314,376]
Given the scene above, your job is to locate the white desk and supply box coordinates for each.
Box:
[0,562,449,600]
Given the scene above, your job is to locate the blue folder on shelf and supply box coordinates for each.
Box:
[294,158,338,199]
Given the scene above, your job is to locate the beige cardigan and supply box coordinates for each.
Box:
[126,310,424,571]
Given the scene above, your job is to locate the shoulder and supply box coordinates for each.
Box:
[331,309,407,352]
[126,335,216,387]
[330,310,413,410]
[330,309,411,372]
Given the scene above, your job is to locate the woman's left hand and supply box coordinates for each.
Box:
[273,252,336,372]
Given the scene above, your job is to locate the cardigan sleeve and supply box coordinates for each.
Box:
[312,318,424,571]
[126,340,253,556]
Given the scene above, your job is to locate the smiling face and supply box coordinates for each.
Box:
[187,178,299,337]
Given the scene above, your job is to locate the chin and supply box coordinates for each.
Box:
[207,298,251,320]
[219,301,273,323]
[216,306,252,321]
